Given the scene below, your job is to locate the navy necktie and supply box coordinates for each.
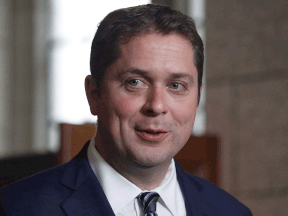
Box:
[138,192,160,216]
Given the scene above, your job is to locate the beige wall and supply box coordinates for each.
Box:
[206,0,288,215]
[0,0,34,157]
[0,0,48,158]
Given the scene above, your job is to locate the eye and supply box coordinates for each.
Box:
[125,79,147,91]
[168,82,187,94]
[170,82,180,89]
[128,79,142,86]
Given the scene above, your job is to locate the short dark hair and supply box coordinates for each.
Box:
[90,4,204,101]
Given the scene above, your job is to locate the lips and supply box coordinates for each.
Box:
[135,128,168,142]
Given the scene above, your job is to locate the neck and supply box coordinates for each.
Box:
[116,161,171,191]
[94,135,171,191]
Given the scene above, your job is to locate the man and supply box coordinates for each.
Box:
[0,4,252,216]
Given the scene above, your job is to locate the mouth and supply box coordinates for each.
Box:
[135,128,168,142]
[141,130,162,134]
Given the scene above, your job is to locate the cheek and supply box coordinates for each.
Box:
[171,98,198,125]
[113,94,143,117]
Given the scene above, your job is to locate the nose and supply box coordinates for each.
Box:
[142,85,168,116]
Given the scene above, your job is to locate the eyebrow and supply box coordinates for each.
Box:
[168,73,195,83]
[117,68,150,81]
[119,67,195,83]
[125,68,149,76]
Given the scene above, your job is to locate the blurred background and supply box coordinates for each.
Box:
[0,0,287,215]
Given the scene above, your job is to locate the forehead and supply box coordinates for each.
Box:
[113,33,196,77]
[120,33,193,57]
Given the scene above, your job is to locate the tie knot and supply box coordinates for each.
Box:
[138,192,160,216]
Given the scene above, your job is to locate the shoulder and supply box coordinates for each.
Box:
[177,165,252,215]
[0,141,94,215]
[1,162,66,193]
[0,163,71,215]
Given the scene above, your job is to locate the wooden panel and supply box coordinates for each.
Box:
[174,135,220,185]
[58,124,96,164]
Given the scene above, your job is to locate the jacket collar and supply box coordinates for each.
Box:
[175,162,220,216]
[59,141,115,216]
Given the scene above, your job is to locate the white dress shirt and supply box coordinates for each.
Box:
[87,136,186,216]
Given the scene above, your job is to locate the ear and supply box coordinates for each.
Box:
[197,83,204,106]
[85,75,99,116]
[200,83,204,96]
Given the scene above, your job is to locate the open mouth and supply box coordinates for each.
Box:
[142,130,162,135]
[135,128,168,141]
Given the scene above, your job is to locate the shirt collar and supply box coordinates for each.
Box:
[152,159,179,216]
[87,136,180,216]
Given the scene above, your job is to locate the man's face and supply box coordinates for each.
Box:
[89,33,201,169]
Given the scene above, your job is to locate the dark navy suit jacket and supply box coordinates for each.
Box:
[0,141,252,216]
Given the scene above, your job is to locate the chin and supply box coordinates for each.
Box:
[130,152,173,168]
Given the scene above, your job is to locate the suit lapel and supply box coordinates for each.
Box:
[175,162,220,216]
[59,141,115,216]
[61,172,115,216]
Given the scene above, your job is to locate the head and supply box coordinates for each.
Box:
[90,3,204,102]
[85,4,204,178]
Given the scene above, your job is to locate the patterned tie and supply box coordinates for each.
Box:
[138,192,160,216]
